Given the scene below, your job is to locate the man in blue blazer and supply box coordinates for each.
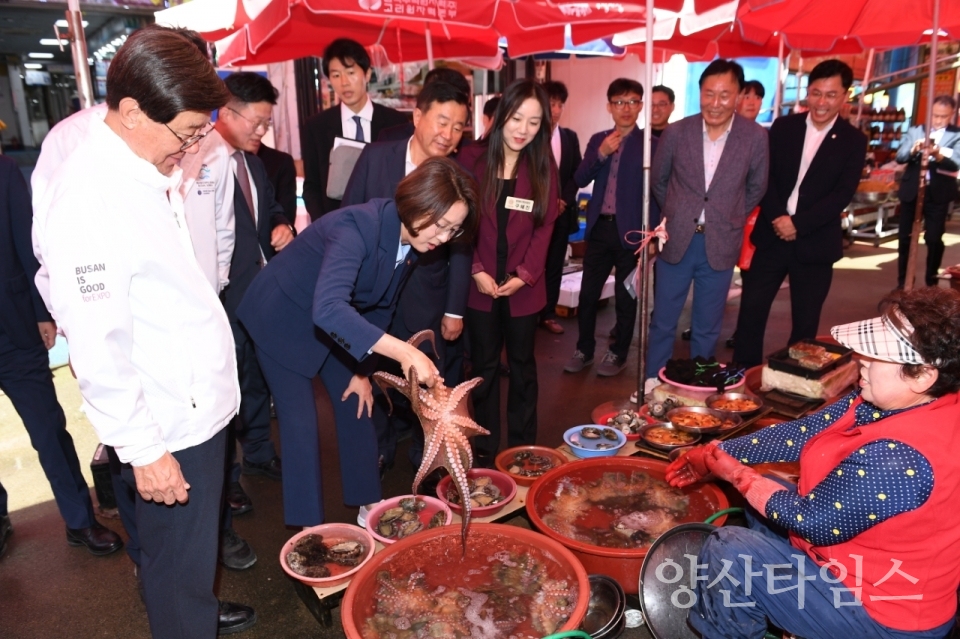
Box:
[0,155,122,556]
[734,60,867,367]
[342,80,471,470]
[565,78,659,378]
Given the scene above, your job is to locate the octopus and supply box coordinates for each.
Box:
[372,330,490,552]
[285,534,366,579]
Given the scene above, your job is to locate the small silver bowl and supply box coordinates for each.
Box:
[705,392,763,417]
[853,190,889,205]
[666,406,741,435]
[583,574,626,638]
[637,422,701,451]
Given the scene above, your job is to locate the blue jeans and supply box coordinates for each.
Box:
[688,513,955,639]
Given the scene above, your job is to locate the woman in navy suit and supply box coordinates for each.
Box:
[237,157,478,526]
[457,80,559,465]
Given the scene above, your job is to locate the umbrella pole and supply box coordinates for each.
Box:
[773,34,785,120]
[425,23,435,70]
[65,0,94,110]
[637,0,655,403]
[855,48,875,128]
[905,0,941,290]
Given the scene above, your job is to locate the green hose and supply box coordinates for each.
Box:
[704,507,744,525]
[541,632,593,639]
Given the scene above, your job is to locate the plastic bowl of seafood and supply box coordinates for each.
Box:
[436,468,517,518]
[563,425,627,458]
[280,523,376,588]
[666,406,742,435]
[525,457,729,594]
[705,392,763,417]
[637,422,701,451]
[341,523,590,639]
[365,495,452,546]
[495,445,567,486]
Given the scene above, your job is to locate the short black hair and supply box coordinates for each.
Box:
[543,81,569,103]
[933,95,958,110]
[808,59,854,90]
[699,59,744,90]
[224,72,278,106]
[742,80,765,98]
[652,85,675,103]
[482,96,500,119]
[607,78,644,101]
[423,67,471,99]
[321,39,370,78]
[416,81,468,112]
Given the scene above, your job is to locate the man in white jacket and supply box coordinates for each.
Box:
[32,29,250,638]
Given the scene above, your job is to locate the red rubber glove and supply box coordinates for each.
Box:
[665,441,718,488]
[705,447,786,513]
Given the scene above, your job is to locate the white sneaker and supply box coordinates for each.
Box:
[629,391,638,404]
[644,377,662,395]
[357,502,380,528]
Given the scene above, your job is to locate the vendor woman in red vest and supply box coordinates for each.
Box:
[667,286,960,639]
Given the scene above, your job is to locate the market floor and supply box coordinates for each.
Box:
[2,228,960,639]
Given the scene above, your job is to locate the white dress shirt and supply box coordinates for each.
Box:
[32,118,240,467]
[700,117,734,223]
[786,114,837,216]
[551,125,563,168]
[341,98,374,143]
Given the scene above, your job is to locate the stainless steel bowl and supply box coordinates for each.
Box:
[705,392,763,417]
[853,190,889,205]
[583,574,626,638]
[666,406,741,435]
[637,422,701,451]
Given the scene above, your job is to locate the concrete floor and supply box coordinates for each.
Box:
[2,225,959,639]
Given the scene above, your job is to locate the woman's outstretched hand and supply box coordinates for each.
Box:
[665,442,718,488]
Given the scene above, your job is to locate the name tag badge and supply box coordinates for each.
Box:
[505,196,534,213]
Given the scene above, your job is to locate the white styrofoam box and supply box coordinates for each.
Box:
[557,270,616,308]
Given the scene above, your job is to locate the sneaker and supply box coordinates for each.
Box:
[220,527,257,570]
[629,391,638,404]
[563,350,594,373]
[226,482,253,516]
[357,501,382,528]
[596,351,627,377]
[644,377,662,395]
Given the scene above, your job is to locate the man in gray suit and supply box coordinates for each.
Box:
[646,60,768,390]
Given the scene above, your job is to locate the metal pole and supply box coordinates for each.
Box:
[425,23,435,70]
[773,34,785,120]
[794,55,804,113]
[905,0,941,290]
[855,48,876,127]
[637,0,654,402]
[66,0,94,109]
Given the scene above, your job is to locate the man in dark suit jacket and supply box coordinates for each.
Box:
[0,155,122,557]
[300,38,408,220]
[565,79,659,378]
[734,60,867,367]
[540,80,583,336]
[256,142,297,221]
[896,95,960,288]
[342,80,471,470]
[377,67,471,144]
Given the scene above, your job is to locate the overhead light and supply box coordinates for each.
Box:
[24,63,43,69]
[55,19,88,28]
[40,38,70,46]
[28,52,55,59]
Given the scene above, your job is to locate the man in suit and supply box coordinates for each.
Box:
[734,61,867,367]
[342,80,470,471]
[377,67,471,143]
[300,38,408,220]
[564,78,658,377]
[650,85,676,139]
[539,80,582,336]
[896,95,960,288]
[646,60,768,389]
[256,143,298,222]
[0,155,123,557]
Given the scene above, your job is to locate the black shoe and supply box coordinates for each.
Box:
[226,482,253,516]
[241,456,282,481]
[681,328,692,341]
[218,600,257,635]
[725,336,735,348]
[220,527,257,570]
[0,515,11,559]
[66,522,123,556]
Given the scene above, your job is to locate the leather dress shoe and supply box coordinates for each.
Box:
[540,319,564,334]
[218,600,257,635]
[226,482,253,515]
[66,522,123,556]
[681,328,692,341]
[0,514,11,559]
[241,456,282,481]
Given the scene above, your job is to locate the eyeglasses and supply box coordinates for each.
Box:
[609,99,642,109]
[164,121,212,152]
[808,90,843,102]
[434,220,465,240]
[226,106,273,132]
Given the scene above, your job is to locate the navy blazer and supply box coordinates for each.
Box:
[223,151,294,319]
[751,113,867,264]
[236,199,417,378]
[300,103,409,220]
[256,143,298,221]
[0,156,50,349]
[341,138,472,334]
[556,126,583,234]
[575,126,660,250]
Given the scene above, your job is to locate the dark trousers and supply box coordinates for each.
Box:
[466,299,539,458]
[107,445,141,565]
[542,212,570,322]
[257,345,381,527]
[116,429,226,639]
[733,242,834,368]
[0,327,95,529]
[576,217,639,361]
[897,197,950,287]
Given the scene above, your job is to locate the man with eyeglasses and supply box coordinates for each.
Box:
[564,78,659,378]
[32,29,254,637]
[734,59,866,368]
[342,80,470,479]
